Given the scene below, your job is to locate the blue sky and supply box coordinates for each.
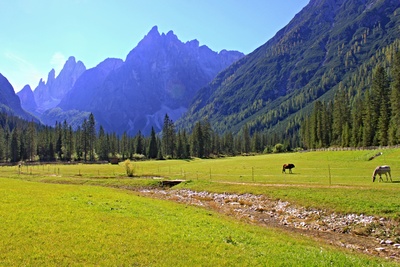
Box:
[0,0,309,92]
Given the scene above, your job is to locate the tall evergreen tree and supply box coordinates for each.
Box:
[135,130,144,155]
[370,66,390,145]
[242,124,251,153]
[192,121,204,158]
[201,120,212,157]
[182,129,190,159]
[362,90,374,147]
[389,52,400,145]
[88,113,96,161]
[75,126,83,161]
[332,87,350,145]
[98,126,109,160]
[121,132,129,160]
[55,122,63,160]
[10,128,20,162]
[176,130,184,159]
[162,114,175,158]
[148,127,158,159]
[351,94,364,147]
[26,121,36,161]
[0,129,4,161]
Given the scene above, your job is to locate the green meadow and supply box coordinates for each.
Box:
[1,148,400,266]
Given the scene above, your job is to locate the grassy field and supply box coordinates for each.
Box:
[1,148,400,265]
[0,177,397,266]
[12,148,400,218]
[141,148,400,218]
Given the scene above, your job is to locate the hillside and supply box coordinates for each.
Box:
[177,0,400,141]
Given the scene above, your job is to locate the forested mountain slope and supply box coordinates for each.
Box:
[178,0,400,142]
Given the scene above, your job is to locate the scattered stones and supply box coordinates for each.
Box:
[138,188,399,261]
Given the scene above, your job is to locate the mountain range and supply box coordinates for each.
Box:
[17,26,243,135]
[3,0,400,141]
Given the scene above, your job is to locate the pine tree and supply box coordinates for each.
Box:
[135,130,144,155]
[121,132,129,160]
[0,129,4,161]
[389,52,400,145]
[192,121,204,158]
[162,114,175,158]
[223,131,234,155]
[148,127,158,159]
[362,91,374,147]
[67,125,74,161]
[332,87,350,146]
[4,125,10,162]
[351,94,364,147]
[98,126,109,160]
[370,65,389,145]
[75,126,83,161]
[10,128,19,162]
[376,67,390,146]
[55,122,63,160]
[62,120,72,161]
[88,114,96,161]
[242,124,251,153]
[182,129,190,158]
[26,121,36,161]
[201,120,212,157]
[176,130,184,159]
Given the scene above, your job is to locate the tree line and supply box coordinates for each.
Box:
[0,110,291,163]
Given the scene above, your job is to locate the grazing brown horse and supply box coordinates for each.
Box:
[372,165,392,182]
[282,163,295,174]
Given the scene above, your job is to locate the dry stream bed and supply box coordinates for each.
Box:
[138,188,400,262]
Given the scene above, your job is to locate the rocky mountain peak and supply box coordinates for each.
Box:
[17,84,37,112]
[26,56,86,113]
[47,69,55,86]
[56,26,244,135]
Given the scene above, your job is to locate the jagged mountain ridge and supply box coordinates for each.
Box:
[178,0,400,136]
[56,26,244,135]
[33,56,86,113]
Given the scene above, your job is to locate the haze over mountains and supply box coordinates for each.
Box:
[1,0,400,141]
[17,26,244,134]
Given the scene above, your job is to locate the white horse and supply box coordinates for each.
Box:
[372,165,392,182]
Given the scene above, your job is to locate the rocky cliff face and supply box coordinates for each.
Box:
[58,26,244,134]
[30,56,86,113]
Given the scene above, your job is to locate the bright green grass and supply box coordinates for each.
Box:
[3,148,400,218]
[138,149,400,218]
[0,178,397,266]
